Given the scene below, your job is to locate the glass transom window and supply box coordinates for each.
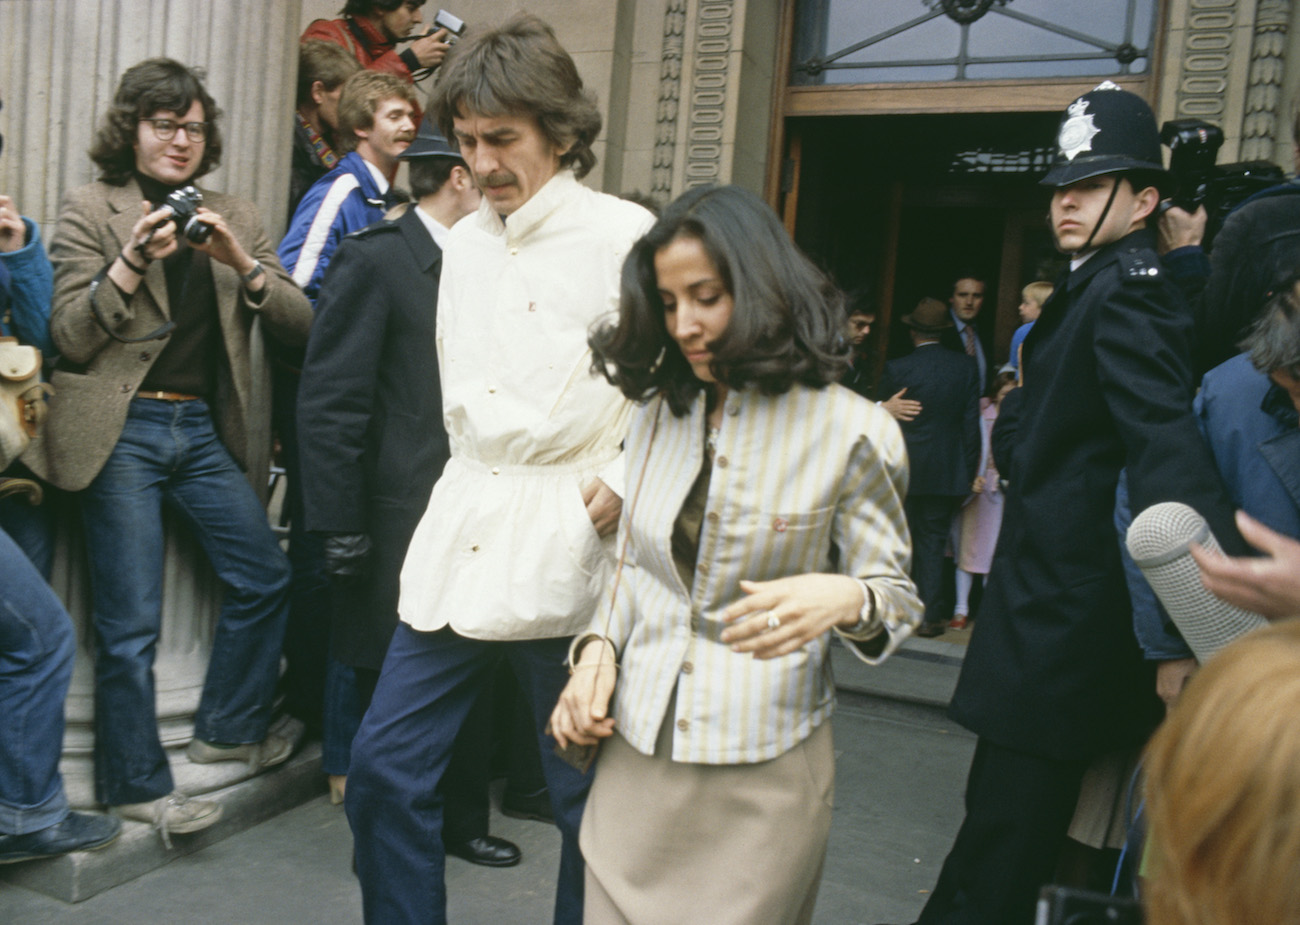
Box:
[792,0,1158,85]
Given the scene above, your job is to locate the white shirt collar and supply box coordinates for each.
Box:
[1070,250,1096,271]
[414,203,451,251]
[362,157,390,194]
[473,169,580,246]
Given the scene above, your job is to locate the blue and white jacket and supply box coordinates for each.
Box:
[278,151,388,305]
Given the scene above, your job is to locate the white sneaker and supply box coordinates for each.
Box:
[113,792,222,848]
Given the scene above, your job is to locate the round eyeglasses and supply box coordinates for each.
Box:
[139,118,209,142]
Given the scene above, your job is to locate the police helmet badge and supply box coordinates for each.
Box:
[1041,80,1165,190]
[1057,98,1100,163]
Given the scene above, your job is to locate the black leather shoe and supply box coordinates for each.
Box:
[0,812,121,864]
[915,622,946,638]
[501,787,555,824]
[445,835,522,868]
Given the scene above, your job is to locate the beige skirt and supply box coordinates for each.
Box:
[580,711,835,925]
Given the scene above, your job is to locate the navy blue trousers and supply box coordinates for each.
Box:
[346,625,590,925]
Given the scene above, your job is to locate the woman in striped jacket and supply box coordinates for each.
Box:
[550,184,922,925]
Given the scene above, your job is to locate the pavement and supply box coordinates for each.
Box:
[0,634,975,925]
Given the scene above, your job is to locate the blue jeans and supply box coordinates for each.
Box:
[0,526,74,834]
[347,626,590,925]
[0,460,57,578]
[79,398,291,805]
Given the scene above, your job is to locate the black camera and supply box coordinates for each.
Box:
[158,185,212,245]
[1161,117,1285,250]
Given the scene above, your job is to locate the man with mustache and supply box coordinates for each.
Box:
[343,14,654,925]
[280,70,418,303]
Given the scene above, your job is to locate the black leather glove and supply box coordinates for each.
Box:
[323,532,372,580]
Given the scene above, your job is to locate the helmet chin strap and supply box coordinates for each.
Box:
[1072,175,1122,257]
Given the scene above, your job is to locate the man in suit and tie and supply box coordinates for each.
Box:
[878,297,980,637]
[940,273,991,388]
[295,117,520,869]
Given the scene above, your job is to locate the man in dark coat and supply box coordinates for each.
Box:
[939,273,992,388]
[295,120,520,868]
[902,82,1247,925]
[877,297,980,636]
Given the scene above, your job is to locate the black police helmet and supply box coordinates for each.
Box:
[400,113,463,161]
[1041,81,1167,192]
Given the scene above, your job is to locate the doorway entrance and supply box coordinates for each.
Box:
[786,111,1067,378]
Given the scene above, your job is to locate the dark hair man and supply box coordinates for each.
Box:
[301,0,451,83]
[343,15,654,925]
[289,40,363,218]
[877,298,980,638]
[939,272,990,386]
[24,58,312,841]
[296,117,520,869]
[901,81,1246,925]
[276,68,416,759]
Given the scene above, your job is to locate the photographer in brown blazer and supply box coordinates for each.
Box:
[26,58,312,842]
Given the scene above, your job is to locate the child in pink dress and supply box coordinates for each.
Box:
[953,370,1017,629]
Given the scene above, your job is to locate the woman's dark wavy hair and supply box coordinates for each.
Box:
[591,185,850,417]
[89,58,223,185]
[431,14,601,179]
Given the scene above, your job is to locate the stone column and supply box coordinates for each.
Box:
[0,0,302,808]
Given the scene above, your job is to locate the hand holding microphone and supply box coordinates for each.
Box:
[1127,502,1268,663]
[1192,511,1300,621]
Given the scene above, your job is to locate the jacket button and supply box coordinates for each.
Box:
[706,511,719,523]
[773,517,788,533]
[139,352,151,362]
[681,661,693,674]
[696,562,709,577]
[491,467,500,475]
[715,456,728,468]
[120,384,131,393]
[727,404,739,416]
[676,718,689,732]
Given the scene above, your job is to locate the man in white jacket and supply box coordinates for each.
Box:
[344,15,653,925]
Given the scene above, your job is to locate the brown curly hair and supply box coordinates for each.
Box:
[431,14,601,180]
[89,58,223,185]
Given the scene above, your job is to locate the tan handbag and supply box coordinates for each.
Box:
[0,335,51,474]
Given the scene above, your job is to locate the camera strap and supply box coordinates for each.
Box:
[88,263,176,344]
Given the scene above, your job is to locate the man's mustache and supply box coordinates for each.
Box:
[478,171,516,188]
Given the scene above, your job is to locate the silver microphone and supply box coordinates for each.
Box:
[1126,501,1267,662]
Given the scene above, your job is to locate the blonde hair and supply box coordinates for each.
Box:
[335,70,418,153]
[1021,280,1053,309]
[1143,620,1300,925]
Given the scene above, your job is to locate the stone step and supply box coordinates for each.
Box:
[0,745,325,903]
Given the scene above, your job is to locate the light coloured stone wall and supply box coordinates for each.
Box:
[1158,0,1296,168]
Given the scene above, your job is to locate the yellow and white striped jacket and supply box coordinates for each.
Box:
[597,383,921,765]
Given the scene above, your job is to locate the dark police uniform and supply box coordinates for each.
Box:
[913,82,1246,925]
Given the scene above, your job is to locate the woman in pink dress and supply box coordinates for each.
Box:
[953,369,1017,629]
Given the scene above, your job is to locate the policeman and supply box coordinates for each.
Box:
[896,82,1246,925]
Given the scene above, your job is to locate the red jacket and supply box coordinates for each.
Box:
[301,16,414,82]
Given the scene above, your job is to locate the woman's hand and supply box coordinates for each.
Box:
[971,475,986,494]
[548,639,618,748]
[720,574,864,660]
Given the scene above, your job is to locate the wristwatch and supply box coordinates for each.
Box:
[240,260,265,285]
